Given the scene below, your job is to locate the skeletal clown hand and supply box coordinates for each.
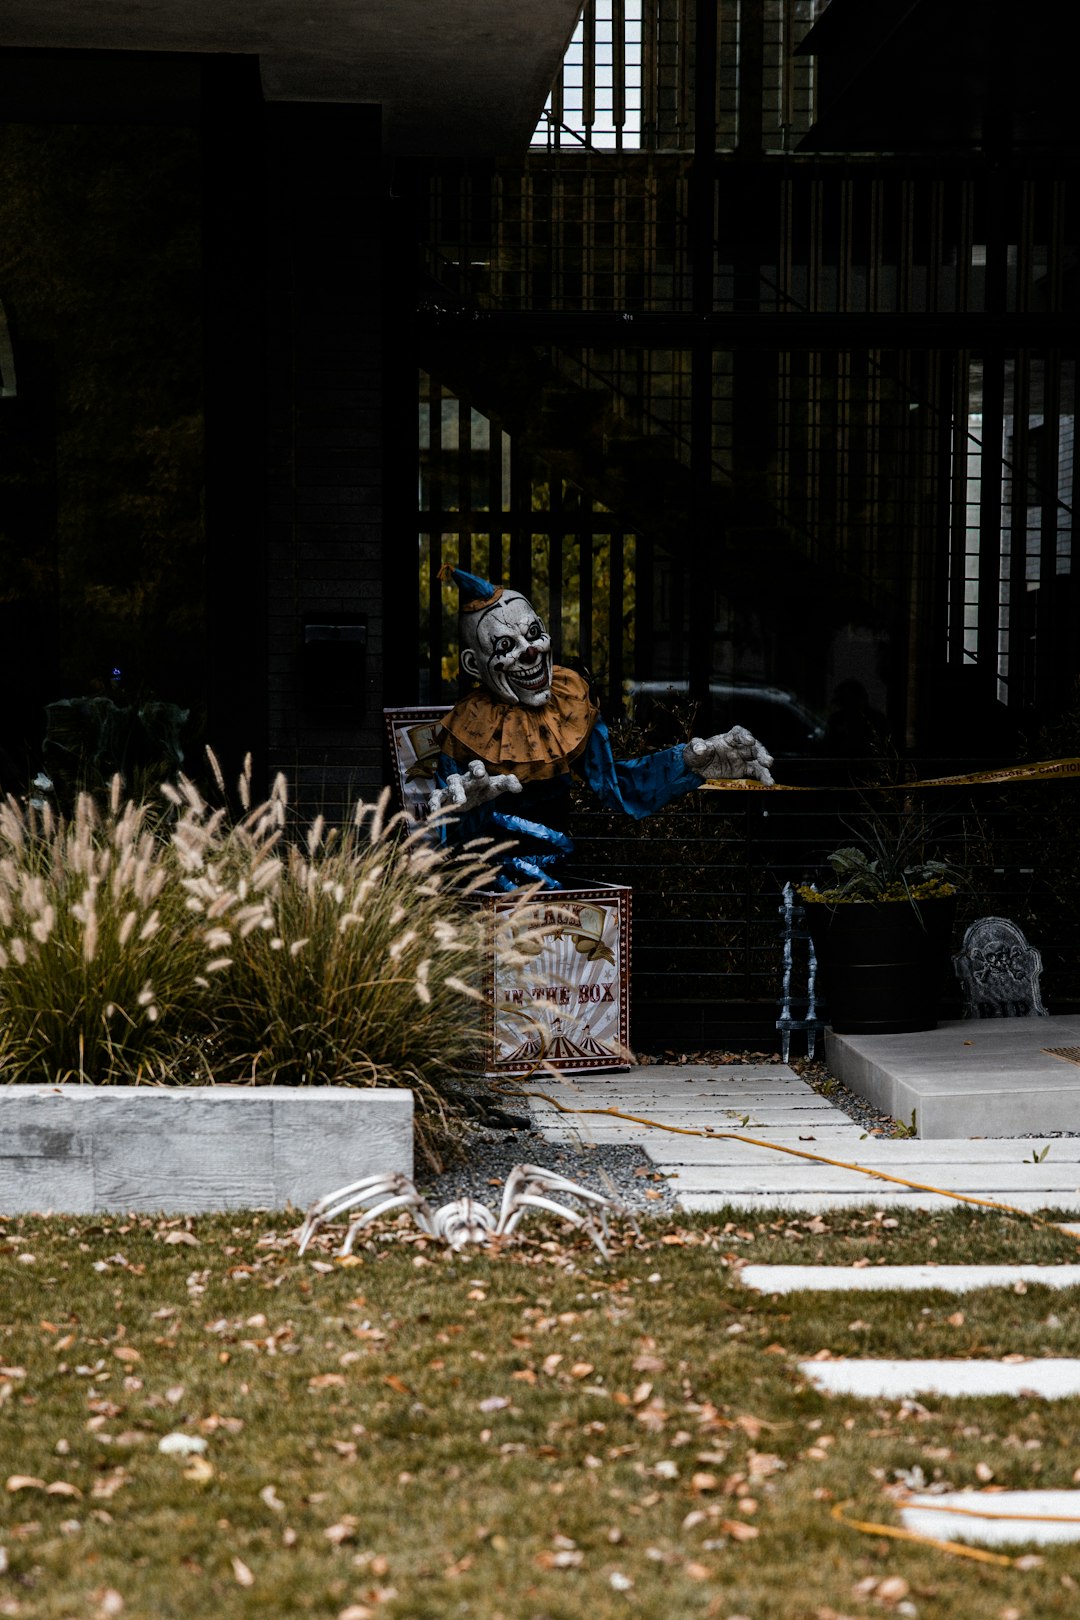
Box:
[683,726,775,786]
[427,758,525,817]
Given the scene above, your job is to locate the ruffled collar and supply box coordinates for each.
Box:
[438,666,599,783]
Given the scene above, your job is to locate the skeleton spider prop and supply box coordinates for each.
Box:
[297,1164,622,1259]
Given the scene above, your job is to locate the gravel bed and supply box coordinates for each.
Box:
[420,1121,680,1216]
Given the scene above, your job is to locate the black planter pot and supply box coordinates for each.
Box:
[804,895,958,1036]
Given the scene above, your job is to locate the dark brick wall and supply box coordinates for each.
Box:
[262,103,386,817]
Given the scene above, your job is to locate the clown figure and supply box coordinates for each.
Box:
[429,568,774,889]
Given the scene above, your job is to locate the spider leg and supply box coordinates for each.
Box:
[296,1174,434,1255]
[501,1194,612,1259]
[506,1164,620,1208]
[298,1171,412,1247]
[338,1190,435,1254]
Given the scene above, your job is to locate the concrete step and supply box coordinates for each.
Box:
[827,1015,1080,1137]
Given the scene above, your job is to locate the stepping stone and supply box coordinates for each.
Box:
[798,1359,1080,1400]
[677,1191,1080,1214]
[741,1264,1080,1294]
[653,1138,1080,1165]
[900,1491,1080,1547]
[668,1162,1080,1193]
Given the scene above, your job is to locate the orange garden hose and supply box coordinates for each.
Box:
[829,1501,1020,1568]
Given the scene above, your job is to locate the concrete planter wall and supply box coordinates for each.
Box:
[0,1085,413,1215]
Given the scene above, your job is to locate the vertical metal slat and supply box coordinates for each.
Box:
[582,0,597,139]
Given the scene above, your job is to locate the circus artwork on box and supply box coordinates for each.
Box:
[384,706,451,823]
[480,884,632,1074]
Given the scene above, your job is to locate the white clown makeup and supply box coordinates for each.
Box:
[460,590,553,708]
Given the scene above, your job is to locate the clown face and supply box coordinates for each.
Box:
[460,590,553,708]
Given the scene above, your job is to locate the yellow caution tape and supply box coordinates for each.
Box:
[701,756,1080,792]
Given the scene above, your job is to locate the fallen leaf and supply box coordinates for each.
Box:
[45,1482,82,1498]
[383,1375,412,1397]
[570,1363,595,1380]
[96,1589,125,1617]
[717,1519,760,1541]
[6,1476,46,1492]
[163,1231,199,1247]
[112,1347,141,1364]
[182,1456,215,1484]
[478,1396,511,1413]
[308,1373,347,1390]
[260,1484,286,1513]
[337,1608,374,1620]
[91,1468,130,1500]
[535,1548,584,1569]
[231,1555,255,1586]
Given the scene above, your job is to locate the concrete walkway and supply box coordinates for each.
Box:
[827,1014,1080,1138]
[528,1063,1080,1213]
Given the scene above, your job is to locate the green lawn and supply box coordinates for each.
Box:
[2,1206,1079,1619]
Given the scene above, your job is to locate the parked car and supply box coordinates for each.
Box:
[625,680,827,758]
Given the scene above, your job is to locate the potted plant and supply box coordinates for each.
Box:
[797,808,959,1035]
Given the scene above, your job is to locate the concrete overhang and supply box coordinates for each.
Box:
[0,0,584,154]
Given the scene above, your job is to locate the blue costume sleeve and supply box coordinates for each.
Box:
[578,715,700,818]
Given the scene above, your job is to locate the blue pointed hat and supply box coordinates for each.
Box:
[438,564,504,613]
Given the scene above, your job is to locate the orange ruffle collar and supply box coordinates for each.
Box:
[438,666,599,783]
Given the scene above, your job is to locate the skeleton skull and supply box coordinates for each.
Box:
[460,590,553,708]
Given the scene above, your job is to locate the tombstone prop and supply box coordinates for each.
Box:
[952,916,1048,1018]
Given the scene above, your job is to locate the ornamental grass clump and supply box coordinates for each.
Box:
[0,780,214,1083]
[0,758,502,1162]
[172,764,494,1159]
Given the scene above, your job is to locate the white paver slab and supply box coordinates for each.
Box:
[649,1137,1080,1165]
[798,1358,1080,1400]
[665,1162,1080,1193]
[900,1491,1080,1547]
[678,1190,1080,1213]
[533,1106,850,1128]
[740,1264,1080,1294]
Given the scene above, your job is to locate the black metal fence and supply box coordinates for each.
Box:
[567,767,1080,1050]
